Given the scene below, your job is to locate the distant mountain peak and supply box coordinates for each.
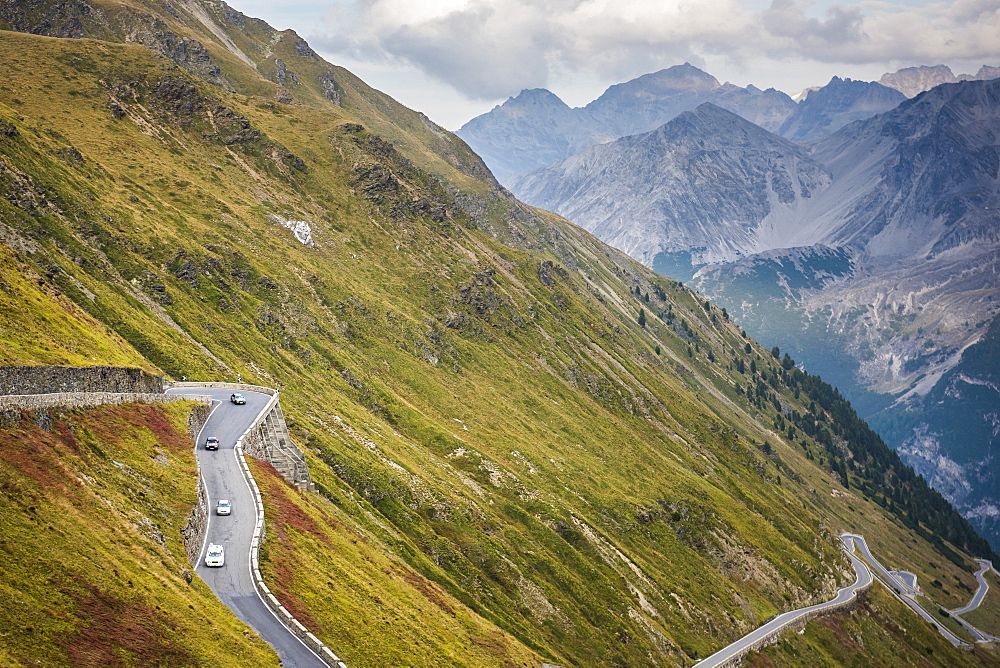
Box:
[589,63,720,103]
[460,64,803,187]
[512,99,830,268]
[509,88,566,104]
[880,63,1000,98]
[777,76,905,142]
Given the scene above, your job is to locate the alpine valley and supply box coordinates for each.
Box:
[1,1,1000,667]
[500,64,1000,553]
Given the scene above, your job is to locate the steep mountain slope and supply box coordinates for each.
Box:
[512,104,832,274]
[697,81,1000,544]
[507,72,1000,550]
[0,401,281,666]
[776,76,906,142]
[871,313,1000,548]
[0,2,998,665]
[457,63,796,189]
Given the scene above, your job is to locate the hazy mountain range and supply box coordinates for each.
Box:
[457,61,998,189]
[507,71,1000,548]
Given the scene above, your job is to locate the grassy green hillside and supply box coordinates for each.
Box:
[749,586,999,667]
[0,3,996,665]
[0,401,278,666]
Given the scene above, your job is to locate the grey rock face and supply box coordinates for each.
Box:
[776,77,906,142]
[457,63,796,187]
[512,103,831,267]
[971,65,1000,82]
[809,79,1000,261]
[710,83,797,134]
[583,63,723,138]
[879,64,1000,98]
[273,58,300,87]
[320,71,341,106]
[880,65,959,98]
[457,88,611,185]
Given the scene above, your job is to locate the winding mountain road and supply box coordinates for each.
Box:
[951,560,994,615]
[693,535,873,667]
[949,559,1000,642]
[170,387,328,667]
[842,533,969,647]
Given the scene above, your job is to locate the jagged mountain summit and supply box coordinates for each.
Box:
[463,61,1000,196]
[512,103,832,274]
[453,88,612,185]
[583,63,732,137]
[777,76,906,142]
[880,63,1000,98]
[457,63,797,188]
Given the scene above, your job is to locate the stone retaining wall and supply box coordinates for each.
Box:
[181,402,214,566]
[0,365,163,395]
[0,391,209,412]
[173,382,313,491]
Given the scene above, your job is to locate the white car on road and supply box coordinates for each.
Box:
[205,544,225,567]
[216,499,232,516]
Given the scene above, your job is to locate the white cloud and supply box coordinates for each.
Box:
[306,0,998,101]
[229,0,1000,127]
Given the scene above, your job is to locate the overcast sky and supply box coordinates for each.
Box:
[227,0,1000,130]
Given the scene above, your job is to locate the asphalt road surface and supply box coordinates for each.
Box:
[949,559,1000,642]
[842,532,969,647]
[952,559,993,615]
[693,535,873,667]
[169,387,328,667]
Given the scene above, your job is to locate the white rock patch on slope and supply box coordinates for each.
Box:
[267,213,315,247]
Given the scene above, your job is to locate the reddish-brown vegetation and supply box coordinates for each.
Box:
[250,459,323,631]
[57,578,194,666]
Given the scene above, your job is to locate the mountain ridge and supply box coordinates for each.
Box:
[510,74,1000,550]
[512,102,833,270]
[457,63,799,189]
[0,1,998,665]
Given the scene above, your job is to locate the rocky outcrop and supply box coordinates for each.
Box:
[319,71,341,106]
[879,64,1000,98]
[879,65,959,98]
[457,88,611,185]
[272,58,300,87]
